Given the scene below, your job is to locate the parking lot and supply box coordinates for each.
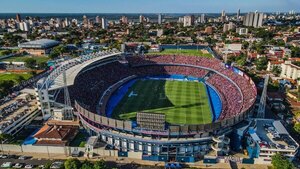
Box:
[0,154,163,169]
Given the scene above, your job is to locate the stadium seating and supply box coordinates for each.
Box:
[71,55,256,121]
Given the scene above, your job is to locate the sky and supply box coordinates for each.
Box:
[0,0,299,13]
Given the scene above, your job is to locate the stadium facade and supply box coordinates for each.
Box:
[36,51,257,162]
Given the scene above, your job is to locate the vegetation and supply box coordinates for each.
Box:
[148,49,213,58]
[226,54,247,66]
[253,28,274,41]
[70,131,88,147]
[49,45,67,59]
[271,65,282,76]
[64,159,108,169]
[255,57,268,71]
[0,73,32,98]
[290,46,300,58]
[271,153,295,169]
[0,133,12,143]
[0,73,32,84]
[0,50,12,56]
[2,55,49,64]
[0,80,15,98]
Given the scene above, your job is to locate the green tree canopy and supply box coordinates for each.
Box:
[255,57,268,71]
[24,58,37,69]
[0,80,15,98]
[271,153,295,169]
[64,158,81,169]
[271,65,282,76]
[94,160,108,169]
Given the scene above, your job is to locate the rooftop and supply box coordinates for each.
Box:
[253,119,298,150]
[18,39,60,49]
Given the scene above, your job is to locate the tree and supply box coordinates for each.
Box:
[52,45,67,57]
[24,58,37,69]
[38,61,48,70]
[0,133,12,143]
[291,46,300,58]
[49,52,59,60]
[0,80,15,98]
[271,66,282,76]
[294,123,300,134]
[64,158,81,169]
[255,57,268,71]
[271,153,295,169]
[16,75,26,84]
[81,160,93,169]
[94,160,107,169]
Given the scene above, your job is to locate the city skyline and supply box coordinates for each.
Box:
[0,0,299,13]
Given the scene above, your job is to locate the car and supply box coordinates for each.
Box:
[50,161,64,169]
[1,162,13,168]
[13,163,24,168]
[18,155,29,160]
[38,164,45,169]
[1,154,8,159]
[25,164,34,168]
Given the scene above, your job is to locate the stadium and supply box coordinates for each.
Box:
[37,51,257,162]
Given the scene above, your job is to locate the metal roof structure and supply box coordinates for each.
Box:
[19,39,60,49]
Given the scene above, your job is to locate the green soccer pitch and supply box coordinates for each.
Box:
[112,79,213,125]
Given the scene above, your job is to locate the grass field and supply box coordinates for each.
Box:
[148,49,213,58]
[1,55,50,64]
[113,79,212,125]
[0,73,32,83]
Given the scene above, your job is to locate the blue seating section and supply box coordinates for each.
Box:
[206,85,222,121]
[105,79,137,118]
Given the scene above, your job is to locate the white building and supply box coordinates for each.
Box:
[236,28,248,35]
[101,18,107,29]
[19,21,30,32]
[183,15,194,27]
[280,61,300,80]
[158,14,162,24]
[244,12,264,28]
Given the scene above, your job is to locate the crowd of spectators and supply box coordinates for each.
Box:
[71,55,256,121]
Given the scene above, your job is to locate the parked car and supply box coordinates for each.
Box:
[50,161,64,169]
[1,154,8,159]
[18,155,30,160]
[25,164,34,168]
[1,162,13,168]
[13,163,24,168]
[38,164,45,169]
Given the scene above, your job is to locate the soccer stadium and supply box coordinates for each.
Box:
[37,50,257,162]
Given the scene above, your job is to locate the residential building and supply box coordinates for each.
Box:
[101,17,107,29]
[236,28,249,35]
[280,61,300,80]
[183,15,195,27]
[244,12,264,28]
[158,14,162,24]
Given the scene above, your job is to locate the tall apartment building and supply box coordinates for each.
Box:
[183,15,195,27]
[158,14,162,24]
[223,22,236,32]
[101,17,107,29]
[16,13,21,23]
[120,16,128,24]
[243,12,264,28]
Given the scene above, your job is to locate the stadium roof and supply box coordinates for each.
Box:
[19,39,60,49]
